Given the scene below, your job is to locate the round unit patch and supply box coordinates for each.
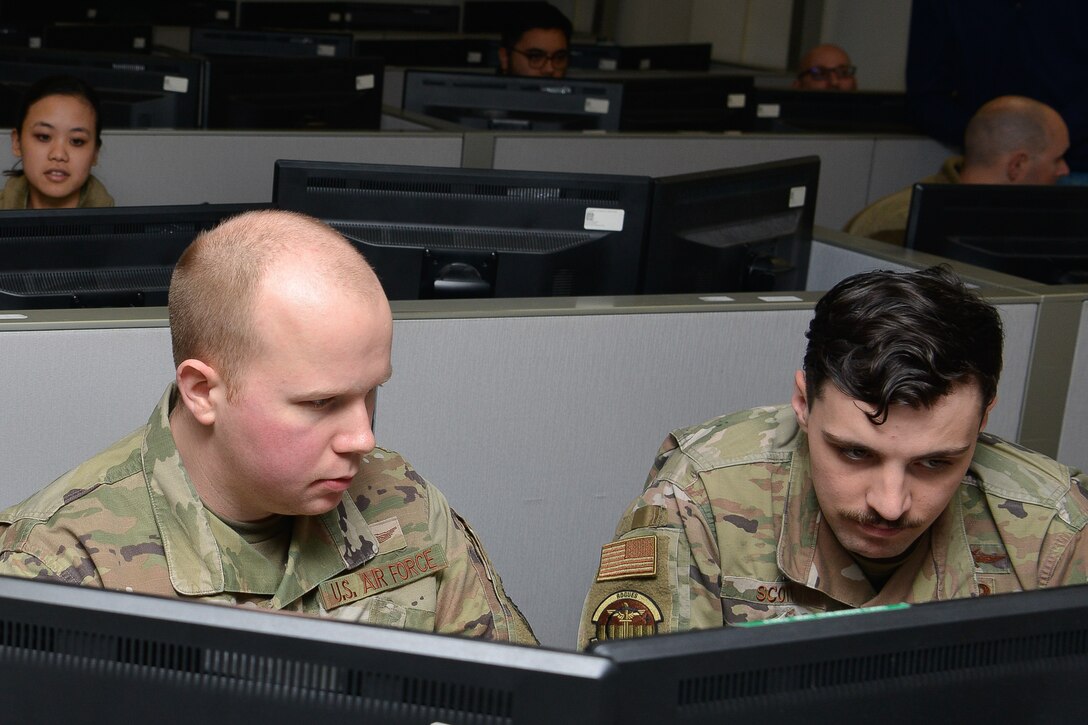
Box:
[590,590,663,642]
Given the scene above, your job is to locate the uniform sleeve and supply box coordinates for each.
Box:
[576,435,723,650]
[1040,472,1088,587]
[425,485,539,645]
[0,522,103,586]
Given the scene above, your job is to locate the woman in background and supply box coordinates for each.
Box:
[3,75,114,209]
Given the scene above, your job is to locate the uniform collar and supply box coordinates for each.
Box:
[141,384,379,605]
[777,434,979,607]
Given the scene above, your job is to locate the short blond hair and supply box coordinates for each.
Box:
[168,209,381,394]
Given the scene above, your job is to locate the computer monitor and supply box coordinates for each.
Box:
[569,43,713,72]
[0,575,614,725]
[239,2,459,32]
[273,159,652,300]
[0,24,34,48]
[904,183,1088,285]
[200,55,383,130]
[0,46,203,129]
[592,584,1088,722]
[190,27,354,58]
[641,156,820,294]
[401,69,623,131]
[0,203,266,310]
[355,36,495,69]
[42,23,154,53]
[341,2,460,32]
[583,71,755,132]
[749,88,918,134]
[462,0,554,33]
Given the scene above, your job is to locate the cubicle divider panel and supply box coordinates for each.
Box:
[53,131,466,207]
[1059,298,1088,472]
[0,322,174,503]
[867,137,957,204]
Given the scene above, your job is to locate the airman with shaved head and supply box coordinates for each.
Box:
[0,209,537,644]
[845,95,1069,244]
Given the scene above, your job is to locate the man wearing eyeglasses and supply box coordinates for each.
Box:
[497,3,572,79]
[793,44,858,91]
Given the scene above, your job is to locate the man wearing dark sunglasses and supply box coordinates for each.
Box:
[793,43,858,91]
[498,3,572,79]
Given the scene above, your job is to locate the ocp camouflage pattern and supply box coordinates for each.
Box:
[0,386,537,645]
[578,405,1088,649]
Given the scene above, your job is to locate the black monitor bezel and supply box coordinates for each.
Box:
[904,182,1088,285]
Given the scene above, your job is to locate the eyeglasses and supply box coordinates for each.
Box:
[798,64,857,81]
[510,47,571,69]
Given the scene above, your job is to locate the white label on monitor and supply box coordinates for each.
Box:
[330,12,342,21]
[584,97,610,114]
[317,44,336,57]
[133,37,146,49]
[215,10,230,20]
[756,103,781,118]
[584,208,624,231]
[467,51,483,63]
[598,58,618,71]
[727,93,747,108]
[698,295,735,303]
[639,58,651,70]
[759,295,803,302]
[163,76,189,94]
[28,36,41,48]
[0,313,27,320]
[789,186,807,208]
[356,74,376,91]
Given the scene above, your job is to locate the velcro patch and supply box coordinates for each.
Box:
[371,516,406,554]
[629,505,668,530]
[596,535,657,582]
[319,545,447,612]
[590,590,662,641]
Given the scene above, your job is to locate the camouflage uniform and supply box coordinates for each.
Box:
[0,386,537,645]
[579,405,1088,649]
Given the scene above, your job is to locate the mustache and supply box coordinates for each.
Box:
[839,509,925,530]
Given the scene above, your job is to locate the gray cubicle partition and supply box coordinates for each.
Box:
[1,128,950,229]
[0,259,1047,648]
[1051,288,1088,474]
[25,130,465,207]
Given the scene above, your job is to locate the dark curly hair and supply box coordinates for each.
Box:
[803,265,1004,423]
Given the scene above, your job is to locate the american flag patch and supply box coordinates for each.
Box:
[596,535,657,582]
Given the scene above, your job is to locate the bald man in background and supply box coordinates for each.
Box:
[793,44,858,91]
[0,209,537,645]
[845,95,1070,244]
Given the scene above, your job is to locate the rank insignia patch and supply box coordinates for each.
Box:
[595,535,657,582]
[371,516,406,554]
[590,591,662,642]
